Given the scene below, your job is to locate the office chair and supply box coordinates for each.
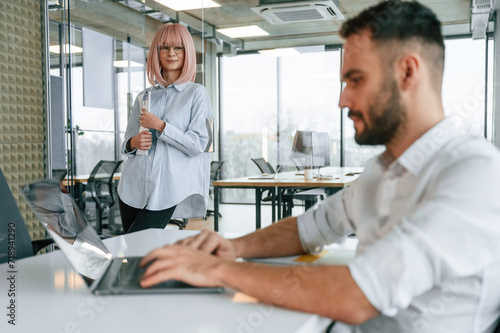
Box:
[250,157,275,175]
[494,317,500,333]
[84,160,123,235]
[206,161,224,218]
[51,168,67,181]
[250,157,295,218]
[52,168,68,193]
[0,168,54,264]
[168,218,189,230]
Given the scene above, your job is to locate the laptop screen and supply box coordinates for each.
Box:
[21,180,112,284]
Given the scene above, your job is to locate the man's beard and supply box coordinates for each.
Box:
[349,80,407,146]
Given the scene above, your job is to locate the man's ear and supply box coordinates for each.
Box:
[397,53,421,91]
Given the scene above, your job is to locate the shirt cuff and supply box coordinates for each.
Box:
[122,138,137,156]
[297,207,326,254]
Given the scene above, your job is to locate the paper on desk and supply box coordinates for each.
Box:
[294,249,355,265]
[294,250,328,263]
[233,292,259,303]
[137,89,150,156]
[247,247,356,266]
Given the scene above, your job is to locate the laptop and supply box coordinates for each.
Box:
[248,165,281,180]
[20,179,223,295]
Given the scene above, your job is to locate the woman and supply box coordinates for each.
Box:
[117,23,212,233]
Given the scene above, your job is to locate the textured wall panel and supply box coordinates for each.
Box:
[0,0,46,240]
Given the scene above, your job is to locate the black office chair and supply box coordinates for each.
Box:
[0,168,54,264]
[51,168,67,181]
[168,218,189,230]
[84,160,123,235]
[250,157,295,218]
[52,168,68,193]
[206,161,224,218]
[250,157,274,175]
[494,321,500,333]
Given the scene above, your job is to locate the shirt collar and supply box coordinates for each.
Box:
[395,117,462,176]
[154,81,190,92]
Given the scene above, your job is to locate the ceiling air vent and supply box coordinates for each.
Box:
[251,0,344,25]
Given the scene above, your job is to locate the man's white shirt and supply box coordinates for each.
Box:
[298,117,500,332]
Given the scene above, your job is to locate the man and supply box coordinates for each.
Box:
[139,1,500,331]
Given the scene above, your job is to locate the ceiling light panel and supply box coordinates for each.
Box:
[154,0,220,11]
[217,25,269,38]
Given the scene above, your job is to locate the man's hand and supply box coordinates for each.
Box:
[140,109,166,132]
[130,130,152,151]
[139,245,225,288]
[175,230,238,260]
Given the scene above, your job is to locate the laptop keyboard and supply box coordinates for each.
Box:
[110,257,205,291]
[113,257,144,287]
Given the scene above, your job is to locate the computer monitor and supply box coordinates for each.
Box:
[291,131,330,168]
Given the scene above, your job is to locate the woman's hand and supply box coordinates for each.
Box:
[130,130,152,151]
[140,109,166,132]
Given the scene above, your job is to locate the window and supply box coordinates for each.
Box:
[279,50,342,168]
[219,37,494,203]
[220,49,342,203]
[442,38,487,138]
[220,54,277,203]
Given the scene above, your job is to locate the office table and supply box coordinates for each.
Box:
[0,229,331,333]
[213,167,362,232]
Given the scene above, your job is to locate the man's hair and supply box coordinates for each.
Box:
[340,0,445,89]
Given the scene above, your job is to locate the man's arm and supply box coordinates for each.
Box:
[217,262,378,324]
[232,216,304,258]
[139,244,378,324]
[176,216,304,260]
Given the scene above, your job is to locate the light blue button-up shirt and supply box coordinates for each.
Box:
[118,82,212,218]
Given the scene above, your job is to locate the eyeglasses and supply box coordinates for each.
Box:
[157,45,184,54]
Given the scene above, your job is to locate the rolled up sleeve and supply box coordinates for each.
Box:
[297,182,358,254]
[348,223,435,316]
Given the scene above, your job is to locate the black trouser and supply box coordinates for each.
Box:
[119,198,176,234]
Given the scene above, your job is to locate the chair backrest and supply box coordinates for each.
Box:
[52,168,68,181]
[0,168,35,264]
[251,157,275,174]
[494,317,500,333]
[87,160,123,206]
[210,161,224,182]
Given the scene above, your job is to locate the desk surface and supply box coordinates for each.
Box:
[0,229,331,332]
[64,172,122,184]
[214,167,363,188]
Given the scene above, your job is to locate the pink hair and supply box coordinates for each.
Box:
[147,23,196,86]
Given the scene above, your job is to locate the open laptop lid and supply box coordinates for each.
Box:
[21,180,225,295]
[20,180,113,286]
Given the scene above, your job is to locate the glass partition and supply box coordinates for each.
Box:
[220,53,277,203]
[220,49,342,203]
[220,36,494,203]
[46,0,213,176]
[279,49,342,168]
[45,1,495,206]
[442,38,487,137]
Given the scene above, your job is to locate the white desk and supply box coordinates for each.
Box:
[0,229,331,332]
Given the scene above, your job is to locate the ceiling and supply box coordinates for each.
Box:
[48,0,487,54]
